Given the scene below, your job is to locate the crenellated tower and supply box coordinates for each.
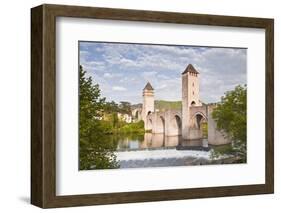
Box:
[142,82,154,130]
[181,64,200,139]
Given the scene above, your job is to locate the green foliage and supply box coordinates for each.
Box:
[100,120,145,134]
[119,101,132,114]
[79,64,105,150]
[211,144,236,159]
[79,65,119,170]
[131,100,182,114]
[201,122,208,138]
[155,100,182,111]
[212,85,247,162]
[79,65,146,170]
[104,101,119,113]
[79,129,119,170]
[118,120,145,134]
[112,112,119,128]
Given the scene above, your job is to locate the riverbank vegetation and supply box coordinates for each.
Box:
[211,85,247,163]
[79,65,145,170]
[201,122,208,138]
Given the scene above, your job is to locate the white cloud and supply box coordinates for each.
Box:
[80,42,246,104]
[79,50,89,61]
[103,72,123,79]
[103,73,113,78]
[112,86,127,91]
[142,71,157,78]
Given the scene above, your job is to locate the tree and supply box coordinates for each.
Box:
[79,65,119,170]
[79,65,105,131]
[104,101,119,113]
[102,101,120,130]
[119,101,132,114]
[212,85,247,162]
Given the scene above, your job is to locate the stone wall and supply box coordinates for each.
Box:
[148,110,182,136]
[207,105,230,145]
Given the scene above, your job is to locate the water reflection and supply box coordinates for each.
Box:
[115,133,209,152]
[81,133,211,170]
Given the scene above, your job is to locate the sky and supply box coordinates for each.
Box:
[79,41,246,104]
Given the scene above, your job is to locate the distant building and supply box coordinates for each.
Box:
[117,112,132,123]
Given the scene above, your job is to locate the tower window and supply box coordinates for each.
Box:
[192,82,194,87]
[193,91,194,95]
[191,101,196,106]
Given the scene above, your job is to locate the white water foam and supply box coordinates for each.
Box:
[115,149,211,161]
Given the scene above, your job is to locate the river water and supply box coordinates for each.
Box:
[113,133,211,168]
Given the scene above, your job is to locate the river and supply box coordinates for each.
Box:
[110,133,211,168]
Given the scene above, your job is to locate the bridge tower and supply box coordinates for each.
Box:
[181,64,200,139]
[142,82,154,130]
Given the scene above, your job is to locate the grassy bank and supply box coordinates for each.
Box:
[100,120,145,134]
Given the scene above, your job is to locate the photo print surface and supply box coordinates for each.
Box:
[78,41,247,170]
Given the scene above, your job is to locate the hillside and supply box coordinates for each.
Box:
[155,100,182,111]
[131,100,182,111]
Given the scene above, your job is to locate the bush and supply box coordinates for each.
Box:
[118,120,145,133]
[212,85,247,162]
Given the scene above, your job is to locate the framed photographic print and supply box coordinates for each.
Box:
[31,4,274,208]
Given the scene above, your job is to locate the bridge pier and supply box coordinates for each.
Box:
[152,112,165,134]
[207,105,229,145]
[165,110,182,136]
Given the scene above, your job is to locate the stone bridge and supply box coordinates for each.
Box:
[140,104,228,145]
[132,64,230,145]
[146,109,182,136]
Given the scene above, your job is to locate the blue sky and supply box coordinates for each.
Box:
[79,42,246,104]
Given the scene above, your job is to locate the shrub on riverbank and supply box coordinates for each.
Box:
[212,85,247,163]
[116,120,145,134]
[99,119,145,134]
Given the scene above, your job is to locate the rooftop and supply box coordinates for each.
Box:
[182,64,199,75]
[143,82,154,90]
